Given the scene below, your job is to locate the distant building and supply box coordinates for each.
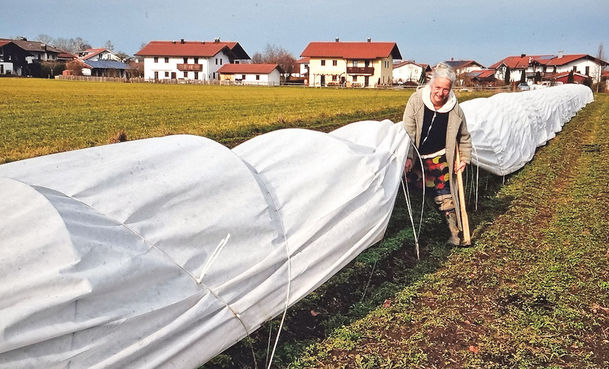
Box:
[218,63,281,86]
[294,57,310,78]
[79,48,123,62]
[490,53,608,84]
[300,39,402,88]
[392,60,431,86]
[135,39,251,82]
[464,69,497,86]
[0,37,65,76]
[443,59,485,74]
[80,60,131,78]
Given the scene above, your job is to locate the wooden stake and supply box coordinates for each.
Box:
[455,147,471,245]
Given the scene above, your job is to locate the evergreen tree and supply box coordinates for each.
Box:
[504,66,511,85]
[567,69,575,84]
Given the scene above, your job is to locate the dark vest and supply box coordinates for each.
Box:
[419,105,448,155]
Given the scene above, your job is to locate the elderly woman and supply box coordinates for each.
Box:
[403,63,472,246]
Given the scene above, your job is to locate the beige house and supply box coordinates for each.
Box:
[300,39,402,88]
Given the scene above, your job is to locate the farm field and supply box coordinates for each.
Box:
[285,94,609,369]
[200,94,609,369]
[7,77,604,369]
[0,78,493,164]
[0,78,409,163]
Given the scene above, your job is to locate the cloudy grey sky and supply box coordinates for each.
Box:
[2,0,607,66]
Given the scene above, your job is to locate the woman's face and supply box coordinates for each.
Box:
[430,77,452,108]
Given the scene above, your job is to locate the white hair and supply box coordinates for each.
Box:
[430,62,456,85]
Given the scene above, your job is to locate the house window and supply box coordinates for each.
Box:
[183,57,188,63]
[321,60,326,66]
[332,60,337,66]
[164,57,169,63]
[256,75,260,80]
[353,60,359,67]
[165,72,169,77]
[194,72,198,80]
[213,72,216,79]
[154,71,158,79]
[332,75,337,81]
[215,58,218,65]
[184,71,188,78]
[585,66,590,75]
[220,59,223,65]
[353,76,358,82]
[194,57,199,64]
[242,74,246,80]
[154,57,158,63]
[572,66,577,72]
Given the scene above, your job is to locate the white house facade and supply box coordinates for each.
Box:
[491,54,608,84]
[392,61,429,85]
[218,63,281,86]
[300,40,402,88]
[79,48,123,62]
[135,39,250,82]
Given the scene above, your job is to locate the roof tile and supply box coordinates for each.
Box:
[301,41,402,59]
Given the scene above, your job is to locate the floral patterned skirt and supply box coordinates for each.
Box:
[407,153,451,197]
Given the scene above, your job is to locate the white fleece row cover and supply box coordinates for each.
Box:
[461,84,594,176]
[0,120,409,369]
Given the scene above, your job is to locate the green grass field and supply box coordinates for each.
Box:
[0,78,419,163]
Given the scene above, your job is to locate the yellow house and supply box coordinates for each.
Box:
[300,40,402,88]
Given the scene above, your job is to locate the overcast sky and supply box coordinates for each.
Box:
[2,0,608,66]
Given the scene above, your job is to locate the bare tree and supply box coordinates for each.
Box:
[596,43,605,93]
[252,44,296,81]
[36,34,54,45]
[50,37,92,53]
[104,40,115,51]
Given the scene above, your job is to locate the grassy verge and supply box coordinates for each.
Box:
[286,94,609,368]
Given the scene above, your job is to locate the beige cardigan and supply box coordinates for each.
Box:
[402,88,472,229]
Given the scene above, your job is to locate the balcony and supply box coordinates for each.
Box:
[347,66,374,75]
[177,63,203,71]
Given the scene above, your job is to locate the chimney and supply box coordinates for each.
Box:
[214,37,220,43]
[180,39,184,44]
[558,50,564,58]
[520,53,526,58]
[335,37,339,42]
[367,37,371,42]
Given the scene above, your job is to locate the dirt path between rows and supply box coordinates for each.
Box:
[299,95,609,368]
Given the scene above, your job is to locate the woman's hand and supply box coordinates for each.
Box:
[404,158,413,173]
[455,160,466,174]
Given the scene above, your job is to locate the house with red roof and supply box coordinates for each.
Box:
[135,39,250,82]
[78,48,122,62]
[489,53,608,85]
[464,69,497,86]
[300,39,402,88]
[218,63,281,86]
[443,59,485,75]
[392,60,431,86]
[294,57,310,79]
